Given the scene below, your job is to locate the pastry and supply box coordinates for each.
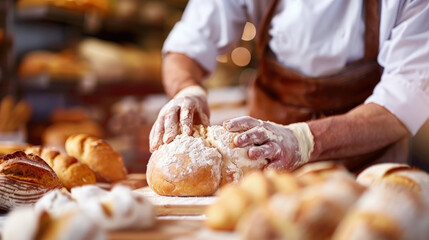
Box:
[65,134,127,182]
[25,146,96,190]
[0,151,62,211]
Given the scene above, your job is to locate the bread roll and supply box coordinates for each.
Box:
[333,183,429,240]
[25,146,96,190]
[239,174,365,240]
[147,125,268,196]
[333,163,429,240]
[0,151,62,211]
[294,161,354,186]
[205,184,253,230]
[205,170,298,231]
[65,134,127,182]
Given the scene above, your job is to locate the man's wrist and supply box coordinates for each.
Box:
[285,122,315,166]
[175,85,207,98]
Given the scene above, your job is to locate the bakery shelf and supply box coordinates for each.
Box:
[19,75,163,97]
[16,6,164,35]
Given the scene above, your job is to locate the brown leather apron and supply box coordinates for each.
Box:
[248,0,408,171]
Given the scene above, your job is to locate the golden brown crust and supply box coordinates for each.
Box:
[147,145,221,196]
[0,151,62,210]
[65,134,127,183]
[0,151,62,189]
[25,146,96,190]
[333,211,402,240]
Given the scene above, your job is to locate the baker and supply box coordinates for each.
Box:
[150,0,429,171]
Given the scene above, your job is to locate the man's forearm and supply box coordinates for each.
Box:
[162,52,208,98]
[308,103,410,161]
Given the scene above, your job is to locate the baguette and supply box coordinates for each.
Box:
[65,134,127,182]
[25,146,96,190]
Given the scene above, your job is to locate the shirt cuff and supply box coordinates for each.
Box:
[365,73,429,135]
[162,22,218,73]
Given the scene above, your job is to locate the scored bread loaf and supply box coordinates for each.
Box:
[0,151,62,211]
[147,125,268,196]
[25,146,96,190]
[65,134,127,182]
[333,163,429,239]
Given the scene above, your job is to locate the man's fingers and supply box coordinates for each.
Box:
[223,116,261,132]
[163,106,180,144]
[234,126,269,147]
[149,119,165,152]
[248,142,279,160]
[180,98,196,136]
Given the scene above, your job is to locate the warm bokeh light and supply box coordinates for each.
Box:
[216,54,228,63]
[241,22,256,41]
[231,47,251,67]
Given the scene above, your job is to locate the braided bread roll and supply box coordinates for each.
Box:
[65,134,127,182]
[25,146,96,190]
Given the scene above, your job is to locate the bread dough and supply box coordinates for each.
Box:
[147,125,268,196]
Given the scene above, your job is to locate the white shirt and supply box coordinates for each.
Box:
[163,0,429,135]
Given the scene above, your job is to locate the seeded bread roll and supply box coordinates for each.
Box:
[65,134,127,183]
[0,151,62,211]
[146,125,268,196]
[25,146,96,190]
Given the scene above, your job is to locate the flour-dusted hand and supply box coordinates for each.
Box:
[223,116,314,171]
[150,85,210,152]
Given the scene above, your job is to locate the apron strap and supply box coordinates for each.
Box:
[256,0,279,57]
[256,0,380,61]
[363,0,380,60]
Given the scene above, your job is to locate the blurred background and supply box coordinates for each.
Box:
[0,0,427,173]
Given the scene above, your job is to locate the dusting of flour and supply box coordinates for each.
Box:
[206,125,268,183]
[154,134,222,181]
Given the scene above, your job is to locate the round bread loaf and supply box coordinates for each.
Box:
[147,134,222,196]
[147,125,268,196]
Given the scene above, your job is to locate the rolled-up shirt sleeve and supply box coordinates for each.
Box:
[162,0,248,73]
[366,0,429,135]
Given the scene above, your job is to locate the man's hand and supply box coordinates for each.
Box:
[149,86,210,152]
[223,116,314,171]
